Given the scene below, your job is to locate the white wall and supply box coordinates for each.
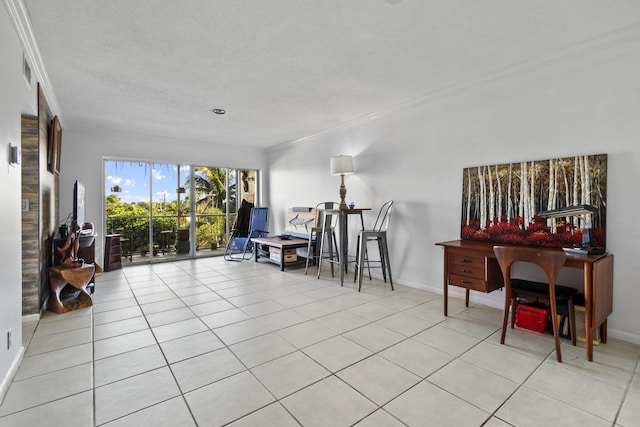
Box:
[267,35,640,344]
[58,128,268,263]
[0,1,38,398]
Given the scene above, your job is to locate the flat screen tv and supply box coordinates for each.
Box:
[73,180,86,227]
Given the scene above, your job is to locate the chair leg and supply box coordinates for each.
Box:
[549,296,563,363]
[568,296,577,346]
[317,227,338,279]
[377,239,387,282]
[381,234,393,290]
[501,292,511,345]
[357,233,367,292]
[327,230,335,278]
[316,229,325,280]
[365,240,372,280]
[304,231,315,275]
[353,234,361,284]
[510,298,517,329]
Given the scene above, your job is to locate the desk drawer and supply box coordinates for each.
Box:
[449,254,484,268]
[449,263,484,279]
[449,273,488,292]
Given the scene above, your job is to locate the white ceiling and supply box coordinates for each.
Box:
[22,0,640,150]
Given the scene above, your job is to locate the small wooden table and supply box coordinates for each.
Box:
[48,263,95,313]
[252,236,310,271]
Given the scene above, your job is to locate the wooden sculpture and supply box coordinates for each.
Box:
[56,220,84,268]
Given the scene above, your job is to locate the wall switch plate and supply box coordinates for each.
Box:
[22,199,29,212]
[9,143,20,165]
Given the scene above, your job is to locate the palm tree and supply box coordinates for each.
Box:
[190,167,227,211]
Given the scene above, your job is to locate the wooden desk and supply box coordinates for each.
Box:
[320,208,369,285]
[436,239,613,361]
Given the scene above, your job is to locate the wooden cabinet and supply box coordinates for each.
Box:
[104,235,123,271]
[437,240,504,316]
[448,252,502,293]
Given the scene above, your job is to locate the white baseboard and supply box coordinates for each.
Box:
[0,345,25,407]
[606,329,640,346]
[22,313,39,324]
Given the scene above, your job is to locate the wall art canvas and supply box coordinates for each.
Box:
[284,207,317,236]
[47,115,62,174]
[461,154,607,249]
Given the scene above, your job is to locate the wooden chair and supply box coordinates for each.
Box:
[493,245,578,363]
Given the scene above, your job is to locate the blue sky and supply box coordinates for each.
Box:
[105,161,189,204]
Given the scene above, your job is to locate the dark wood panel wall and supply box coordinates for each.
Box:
[21,84,59,315]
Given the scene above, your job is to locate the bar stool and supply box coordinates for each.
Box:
[305,202,339,275]
[316,207,340,279]
[354,200,394,291]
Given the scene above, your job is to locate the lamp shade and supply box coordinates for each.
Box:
[330,155,354,176]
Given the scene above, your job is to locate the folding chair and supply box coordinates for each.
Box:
[224,201,269,261]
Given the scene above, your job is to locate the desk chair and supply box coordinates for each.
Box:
[354,200,394,291]
[493,245,578,363]
[305,202,340,275]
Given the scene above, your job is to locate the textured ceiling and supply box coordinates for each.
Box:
[22,0,640,150]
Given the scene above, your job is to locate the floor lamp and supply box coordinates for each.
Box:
[330,155,354,210]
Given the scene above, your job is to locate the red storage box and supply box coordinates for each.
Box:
[515,303,549,334]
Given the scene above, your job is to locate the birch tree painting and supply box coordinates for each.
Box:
[461,154,607,248]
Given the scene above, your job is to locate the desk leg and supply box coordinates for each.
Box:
[443,249,449,316]
[584,262,594,362]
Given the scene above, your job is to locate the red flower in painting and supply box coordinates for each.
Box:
[526,221,549,234]
[494,234,528,244]
[489,222,524,237]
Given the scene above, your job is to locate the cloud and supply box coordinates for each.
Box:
[106,175,122,185]
[152,168,165,181]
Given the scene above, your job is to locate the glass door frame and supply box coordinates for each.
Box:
[104,158,259,264]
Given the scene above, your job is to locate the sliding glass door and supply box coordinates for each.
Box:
[105,160,258,265]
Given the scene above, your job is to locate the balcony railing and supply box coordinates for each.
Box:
[106,212,236,261]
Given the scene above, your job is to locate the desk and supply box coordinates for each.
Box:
[436,239,613,361]
[320,208,369,285]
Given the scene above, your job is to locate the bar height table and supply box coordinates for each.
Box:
[320,208,369,285]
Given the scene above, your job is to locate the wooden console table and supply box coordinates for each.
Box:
[48,263,95,314]
[436,239,614,361]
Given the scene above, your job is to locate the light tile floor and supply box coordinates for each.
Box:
[1,257,639,426]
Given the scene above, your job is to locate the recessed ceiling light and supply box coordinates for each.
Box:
[211,108,226,115]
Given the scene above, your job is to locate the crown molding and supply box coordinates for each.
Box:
[3,0,62,122]
[270,23,640,153]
